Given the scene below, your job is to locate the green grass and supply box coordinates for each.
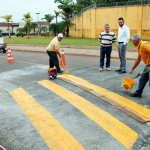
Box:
[5,36,149,48]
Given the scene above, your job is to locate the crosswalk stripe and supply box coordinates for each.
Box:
[9,88,85,150]
[58,74,150,123]
[39,80,138,148]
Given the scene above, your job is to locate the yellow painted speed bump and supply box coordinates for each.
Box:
[39,80,138,149]
[10,88,85,150]
[58,74,150,123]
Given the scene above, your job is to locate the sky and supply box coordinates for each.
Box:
[0,0,75,23]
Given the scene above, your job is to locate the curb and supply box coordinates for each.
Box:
[11,49,136,60]
[8,44,137,52]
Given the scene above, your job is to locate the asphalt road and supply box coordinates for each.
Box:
[0,51,150,150]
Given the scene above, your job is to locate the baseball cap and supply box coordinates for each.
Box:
[58,33,63,39]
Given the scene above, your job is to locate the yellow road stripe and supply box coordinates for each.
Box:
[10,88,85,150]
[39,80,138,148]
[59,74,150,119]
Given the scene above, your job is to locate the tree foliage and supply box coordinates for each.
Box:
[1,15,13,38]
[41,26,48,32]
[22,13,33,39]
[42,14,54,23]
[54,0,74,37]
[54,10,60,23]
[49,21,66,36]
[29,22,38,34]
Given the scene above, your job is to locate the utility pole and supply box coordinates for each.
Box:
[36,13,40,36]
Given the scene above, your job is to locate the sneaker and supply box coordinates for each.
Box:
[99,68,103,71]
[115,69,121,72]
[130,93,142,98]
[106,67,111,71]
[57,70,63,73]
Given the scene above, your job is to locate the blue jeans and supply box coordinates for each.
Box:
[100,46,112,68]
[135,65,150,95]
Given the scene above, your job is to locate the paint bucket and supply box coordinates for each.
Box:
[48,68,57,80]
[122,78,135,90]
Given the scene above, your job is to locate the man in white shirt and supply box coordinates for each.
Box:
[116,18,130,74]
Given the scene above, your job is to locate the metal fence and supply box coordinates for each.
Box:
[72,0,150,18]
[96,0,150,8]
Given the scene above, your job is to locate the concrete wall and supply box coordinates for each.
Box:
[70,5,150,40]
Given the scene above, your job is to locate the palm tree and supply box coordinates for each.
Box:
[41,26,48,32]
[42,14,54,33]
[22,13,33,39]
[62,19,74,37]
[1,15,13,38]
[30,22,38,34]
[54,10,60,23]
[55,0,74,37]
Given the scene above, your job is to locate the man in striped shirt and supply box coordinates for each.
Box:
[99,24,116,71]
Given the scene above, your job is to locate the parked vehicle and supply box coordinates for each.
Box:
[0,43,7,53]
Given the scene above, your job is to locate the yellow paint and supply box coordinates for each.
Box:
[59,75,150,120]
[10,88,85,150]
[70,5,150,40]
[39,80,138,148]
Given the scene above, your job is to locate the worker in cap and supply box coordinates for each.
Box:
[46,33,64,73]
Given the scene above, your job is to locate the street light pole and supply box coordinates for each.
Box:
[36,13,40,36]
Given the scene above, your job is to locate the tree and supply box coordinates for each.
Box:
[55,0,74,37]
[54,10,60,23]
[42,14,54,33]
[22,13,33,39]
[1,15,13,38]
[16,28,25,37]
[0,29,2,34]
[49,23,59,36]
[30,22,38,34]
[41,26,48,32]
[76,0,93,8]
[49,21,66,36]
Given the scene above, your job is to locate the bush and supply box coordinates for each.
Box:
[2,33,15,36]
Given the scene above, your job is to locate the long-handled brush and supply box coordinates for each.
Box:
[62,60,69,74]
[132,70,150,79]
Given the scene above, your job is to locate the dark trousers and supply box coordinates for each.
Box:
[47,50,61,72]
[135,65,150,95]
[100,46,112,68]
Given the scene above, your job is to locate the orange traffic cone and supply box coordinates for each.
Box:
[7,48,14,63]
[59,50,67,67]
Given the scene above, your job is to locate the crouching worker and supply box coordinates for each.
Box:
[130,34,150,98]
[46,33,63,73]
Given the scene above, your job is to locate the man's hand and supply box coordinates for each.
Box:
[130,68,134,74]
[59,54,62,58]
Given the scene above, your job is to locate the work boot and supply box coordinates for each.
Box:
[130,93,142,98]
